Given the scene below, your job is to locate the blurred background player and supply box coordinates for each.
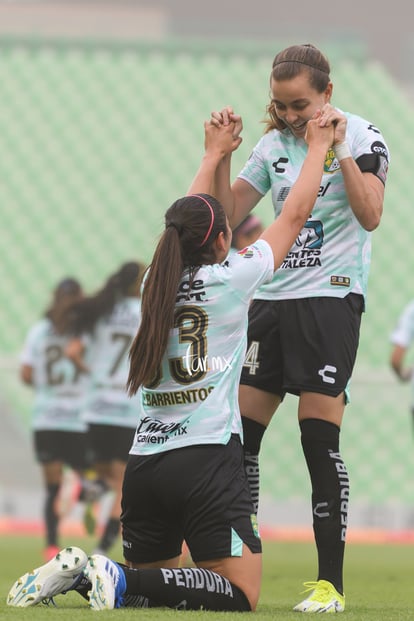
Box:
[20,278,94,561]
[390,299,414,431]
[65,260,145,554]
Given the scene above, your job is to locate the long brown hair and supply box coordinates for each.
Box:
[68,261,145,336]
[127,193,227,395]
[264,43,331,133]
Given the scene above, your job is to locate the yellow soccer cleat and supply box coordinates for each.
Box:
[293,580,345,613]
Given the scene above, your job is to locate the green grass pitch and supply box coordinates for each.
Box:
[0,535,412,619]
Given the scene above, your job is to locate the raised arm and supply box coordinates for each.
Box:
[318,103,385,231]
[209,106,262,228]
[260,116,334,271]
[187,120,241,196]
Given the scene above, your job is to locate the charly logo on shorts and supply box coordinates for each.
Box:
[318,364,337,384]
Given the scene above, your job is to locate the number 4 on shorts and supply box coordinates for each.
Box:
[243,341,260,375]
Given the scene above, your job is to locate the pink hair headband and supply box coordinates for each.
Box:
[191,194,215,246]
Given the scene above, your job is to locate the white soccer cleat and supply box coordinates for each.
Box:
[293,580,345,613]
[85,554,126,610]
[7,546,88,607]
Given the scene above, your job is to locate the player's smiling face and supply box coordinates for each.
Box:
[270,73,331,139]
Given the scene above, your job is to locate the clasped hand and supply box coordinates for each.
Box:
[204,117,242,157]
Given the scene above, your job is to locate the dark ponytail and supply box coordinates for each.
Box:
[68,261,144,335]
[127,193,227,394]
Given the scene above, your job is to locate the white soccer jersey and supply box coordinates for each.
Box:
[82,297,141,428]
[129,239,274,456]
[238,111,389,302]
[391,301,414,348]
[20,319,88,432]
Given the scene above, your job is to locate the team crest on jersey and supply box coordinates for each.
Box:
[237,247,254,259]
[324,147,340,173]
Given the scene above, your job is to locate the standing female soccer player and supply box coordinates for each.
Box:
[65,261,145,554]
[20,278,91,561]
[209,43,390,612]
[7,111,334,611]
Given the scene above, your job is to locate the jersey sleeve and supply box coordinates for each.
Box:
[390,301,414,347]
[237,138,270,196]
[226,238,274,301]
[347,113,390,184]
[20,323,41,365]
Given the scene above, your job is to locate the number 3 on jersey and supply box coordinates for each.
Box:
[146,305,208,389]
[243,340,260,375]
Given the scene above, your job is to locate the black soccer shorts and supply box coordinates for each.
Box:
[87,423,135,463]
[240,294,364,399]
[34,430,91,470]
[121,434,262,564]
